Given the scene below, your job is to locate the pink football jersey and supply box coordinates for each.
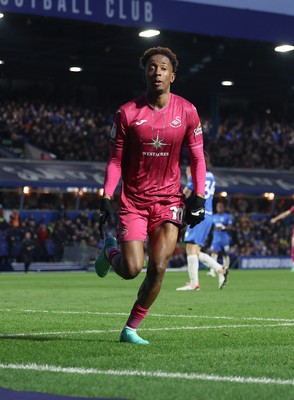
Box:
[104,93,206,206]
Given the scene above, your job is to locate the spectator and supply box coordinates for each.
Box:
[21,231,35,273]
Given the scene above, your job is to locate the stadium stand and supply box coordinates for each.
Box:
[1,100,294,169]
[0,6,292,272]
[0,98,293,271]
[0,197,292,272]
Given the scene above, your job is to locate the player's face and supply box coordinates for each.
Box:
[216,203,225,214]
[144,54,175,95]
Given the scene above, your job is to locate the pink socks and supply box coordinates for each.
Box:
[107,248,121,263]
[125,302,150,330]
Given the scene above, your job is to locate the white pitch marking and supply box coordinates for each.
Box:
[0,329,120,337]
[1,322,294,338]
[0,309,129,317]
[0,363,293,386]
[1,308,294,323]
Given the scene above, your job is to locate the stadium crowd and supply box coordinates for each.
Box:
[0,201,292,271]
[0,100,114,161]
[190,116,294,170]
[0,100,293,169]
[0,100,293,270]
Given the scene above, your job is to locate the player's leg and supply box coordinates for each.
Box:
[120,222,179,344]
[116,241,151,345]
[222,254,230,269]
[208,228,220,278]
[222,244,231,269]
[199,251,224,274]
[176,242,200,290]
[199,234,227,277]
[96,239,150,344]
[177,216,213,290]
[96,239,152,345]
[211,251,218,262]
[111,240,145,279]
[95,208,147,278]
[138,221,179,307]
[216,248,229,289]
[208,251,218,277]
[210,245,228,289]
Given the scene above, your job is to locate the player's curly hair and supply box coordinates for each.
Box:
[140,47,179,72]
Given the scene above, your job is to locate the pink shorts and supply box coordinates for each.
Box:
[117,197,184,242]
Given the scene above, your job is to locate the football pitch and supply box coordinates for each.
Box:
[0,269,294,400]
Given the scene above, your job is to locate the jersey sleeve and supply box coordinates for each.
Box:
[103,109,126,197]
[185,104,206,196]
[290,206,294,214]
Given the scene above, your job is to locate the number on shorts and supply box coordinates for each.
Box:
[170,206,184,222]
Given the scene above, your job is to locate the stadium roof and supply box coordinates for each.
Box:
[0,10,294,111]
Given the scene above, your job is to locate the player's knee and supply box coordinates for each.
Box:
[122,261,142,280]
[123,270,139,280]
[148,261,167,281]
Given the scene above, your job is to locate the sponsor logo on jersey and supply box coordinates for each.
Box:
[142,134,170,156]
[170,116,182,128]
[194,122,202,137]
[135,119,148,126]
[143,133,169,150]
[142,152,169,157]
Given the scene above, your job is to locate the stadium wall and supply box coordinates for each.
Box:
[0,0,294,42]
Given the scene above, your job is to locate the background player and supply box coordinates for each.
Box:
[94,47,207,345]
[210,202,233,270]
[270,205,294,272]
[177,154,228,291]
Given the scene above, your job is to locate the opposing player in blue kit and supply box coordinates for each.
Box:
[210,202,233,269]
[177,154,229,291]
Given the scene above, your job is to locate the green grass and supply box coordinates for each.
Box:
[0,269,294,400]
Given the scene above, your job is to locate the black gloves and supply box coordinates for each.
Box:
[184,195,205,228]
[99,197,114,239]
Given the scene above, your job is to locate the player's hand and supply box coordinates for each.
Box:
[184,195,205,228]
[99,197,113,239]
[215,223,225,231]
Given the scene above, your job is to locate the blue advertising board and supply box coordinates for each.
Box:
[239,256,292,270]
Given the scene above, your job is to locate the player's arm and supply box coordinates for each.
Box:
[185,106,206,197]
[99,109,125,238]
[103,145,122,200]
[103,110,126,199]
[270,209,291,224]
[184,105,206,227]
